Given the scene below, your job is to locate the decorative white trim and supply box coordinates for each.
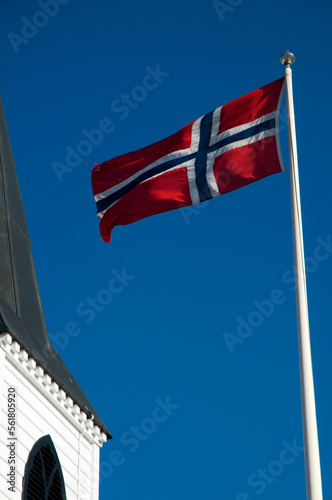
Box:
[10,340,21,354]
[86,419,94,430]
[2,333,12,346]
[50,381,59,393]
[19,350,29,363]
[92,426,101,437]
[34,366,44,379]
[57,389,66,401]
[42,374,52,386]
[0,333,108,447]
[72,404,81,416]
[26,358,37,371]
[99,433,107,444]
[64,397,74,409]
[78,411,87,424]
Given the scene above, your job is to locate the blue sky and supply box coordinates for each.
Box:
[1,0,332,499]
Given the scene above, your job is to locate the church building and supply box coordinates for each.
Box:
[0,93,111,499]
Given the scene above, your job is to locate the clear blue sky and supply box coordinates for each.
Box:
[1,1,332,499]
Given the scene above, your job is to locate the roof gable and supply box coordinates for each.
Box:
[0,93,111,440]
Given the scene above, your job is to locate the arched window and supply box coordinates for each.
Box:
[22,435,67,500]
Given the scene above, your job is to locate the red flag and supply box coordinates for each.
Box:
[92,78,285,242]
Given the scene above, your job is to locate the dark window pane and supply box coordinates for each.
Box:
[26,452,45,499]
[22,435,67,500]
[41,444,56,484]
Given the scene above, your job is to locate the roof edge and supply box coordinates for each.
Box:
[1,332,112,442]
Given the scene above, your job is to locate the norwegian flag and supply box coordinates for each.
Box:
[92,78,285,242]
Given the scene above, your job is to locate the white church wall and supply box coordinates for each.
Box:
[0,335,106,500]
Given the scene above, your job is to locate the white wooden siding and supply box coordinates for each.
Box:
[0,344,105,500]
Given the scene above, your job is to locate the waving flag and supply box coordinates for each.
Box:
[92,78,285,242]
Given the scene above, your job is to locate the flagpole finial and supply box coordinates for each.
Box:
[280,50,295,67]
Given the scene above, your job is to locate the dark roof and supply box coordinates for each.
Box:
[0,93,111,440]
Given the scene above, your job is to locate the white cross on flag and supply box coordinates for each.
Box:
[92,78,285,242]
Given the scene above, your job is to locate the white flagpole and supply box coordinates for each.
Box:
[280,50,323,500]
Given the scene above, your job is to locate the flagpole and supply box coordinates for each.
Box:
[280,50,323,500]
